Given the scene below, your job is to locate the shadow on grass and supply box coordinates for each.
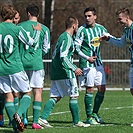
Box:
[0,130,13,133]
[0,126,13,133]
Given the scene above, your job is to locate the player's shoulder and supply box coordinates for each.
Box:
[77,24,87,33]
[40,23,50,31]
[95,23,106,29]
[18,20,29,26]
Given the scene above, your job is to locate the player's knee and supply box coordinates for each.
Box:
[86,86,94,93]
[70,96,78,100]
[130,89,133,95]
[52,97,61,102]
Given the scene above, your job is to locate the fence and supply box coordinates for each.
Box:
[43,59,130,89]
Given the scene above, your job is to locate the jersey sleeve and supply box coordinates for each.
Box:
[107,33,126,47]
[18,26,41,46]
[60,39,77,71]
[42,28,50,57]
[74,27,90,60]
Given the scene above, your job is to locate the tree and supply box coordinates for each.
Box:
[44,0,53,28]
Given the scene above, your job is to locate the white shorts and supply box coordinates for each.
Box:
[0,71,31,93]
[50,78,79,98]
[129,67,133,88]
[79,66,106,87]
[25,69,44,88]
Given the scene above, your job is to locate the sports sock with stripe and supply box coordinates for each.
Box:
[84,92,93,118]
[69,98,80,124]
[33,101,42,123]
[5,102,17,130]
[40,98,56,120]
[17,94,31,117]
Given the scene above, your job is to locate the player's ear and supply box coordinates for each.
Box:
[72,24,75,29]
[27,12,30,16]
[94,15,97,20]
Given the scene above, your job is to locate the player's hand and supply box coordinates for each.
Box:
[99,33,110,41]
[88,56,97,63]
[99,35,109,41]
[32,23,42,31]
[74,68,82,76]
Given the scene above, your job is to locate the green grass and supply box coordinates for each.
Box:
[0,90,133,133]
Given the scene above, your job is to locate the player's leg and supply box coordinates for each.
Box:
[13,92,19,111]
[129,67,133,95]
[68,78,90,127]
[93,85,105,114]
[26,70,44,129]
[0,76,18,132]
[38,97,59,128]
[7,92,19,126]
[80,68,98,124]
[18,92,28,128]
[5,92,19,132]
[68,78,80,124]
[38,80,61,128]
[32,88,43,129]
[92,66,106,124]
[11,71,32,132]
[0,94,5,126]
[128,67,133,126]
[130,89,133,95]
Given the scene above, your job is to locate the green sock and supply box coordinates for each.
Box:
[0,95,5,115]
[69,98,80,124]
[33,101,42,123]
[5,102,17,130]
[17,94,31,117]
[41,98,56,120]
[93,92,104,113]
[14,97,19,111]
[22,109,28,119]
[84,92,93,118]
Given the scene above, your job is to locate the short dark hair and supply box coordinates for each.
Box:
[116,8,130,16]
[84,7,96,15]
[0,4,16,21]
[65,16,78,29]
[26,4,39,17]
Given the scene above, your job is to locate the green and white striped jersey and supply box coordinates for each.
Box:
[108,22,133,67]
[75,23,107,68]
[0,22,40,76]
[18,20,50,70]
[51,31,77,80]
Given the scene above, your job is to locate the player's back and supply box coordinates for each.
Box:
[0,22,24,76]
[18,20,49,70]
[51,32,75,80]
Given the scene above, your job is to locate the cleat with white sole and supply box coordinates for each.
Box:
[38,118,53,128]
[73,121,90,127]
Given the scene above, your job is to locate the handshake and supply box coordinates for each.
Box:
[99,33,111,41]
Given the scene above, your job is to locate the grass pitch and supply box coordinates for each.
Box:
[1,90,133,133]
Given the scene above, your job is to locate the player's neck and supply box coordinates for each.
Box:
[29,16,38,22]
[66,29,73,36]
[127,19,133,27]
[4,19,13,23]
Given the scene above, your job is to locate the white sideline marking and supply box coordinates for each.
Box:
[4,106,133,122]
[102,106,133,110]
[43,88,130,91]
